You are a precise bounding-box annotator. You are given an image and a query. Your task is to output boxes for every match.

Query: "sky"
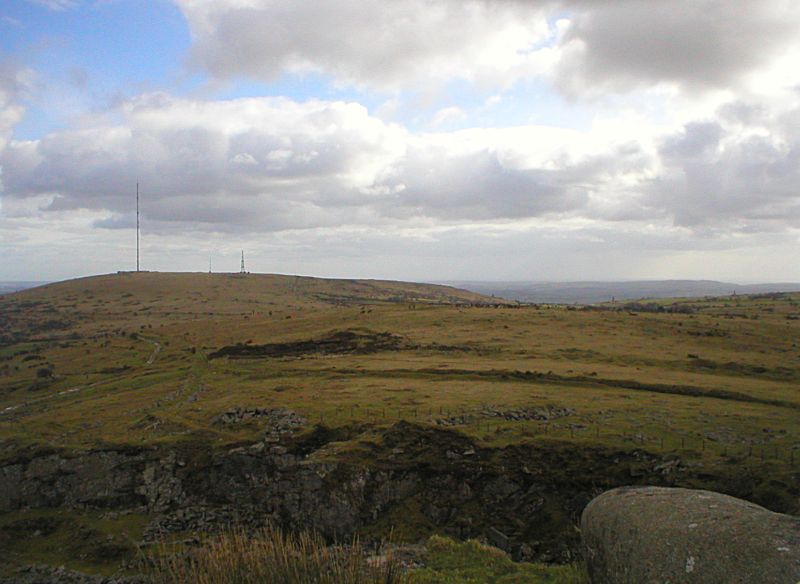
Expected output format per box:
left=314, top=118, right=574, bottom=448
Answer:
left=1, top=0, right=800, bottom=283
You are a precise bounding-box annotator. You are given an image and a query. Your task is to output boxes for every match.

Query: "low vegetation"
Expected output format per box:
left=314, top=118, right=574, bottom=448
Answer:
left=145, top=530, right=586, bottom=584
left=0, top=272, right=798, bottom=579
left=412, top=536, right=587, bottom=584
left=147, top=528, right=407, bottom=584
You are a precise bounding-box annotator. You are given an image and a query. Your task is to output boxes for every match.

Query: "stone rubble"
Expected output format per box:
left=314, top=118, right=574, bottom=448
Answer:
left=481, top=405, right=576, bottom=421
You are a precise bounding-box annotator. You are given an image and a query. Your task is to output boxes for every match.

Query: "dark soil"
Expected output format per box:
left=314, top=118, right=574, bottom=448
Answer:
left=208, top=330, right=405, bottom=359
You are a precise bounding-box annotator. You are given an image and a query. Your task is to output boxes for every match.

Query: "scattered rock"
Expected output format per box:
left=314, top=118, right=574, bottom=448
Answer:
left=582, top=486, right=800, bottom=584
left=481, top=405, right=575, bottom=421
left=215, top=407, right=306, bottom=445
left=435, top=415, right=471, bottom=427
left=487, top=526, right=510, bottom=551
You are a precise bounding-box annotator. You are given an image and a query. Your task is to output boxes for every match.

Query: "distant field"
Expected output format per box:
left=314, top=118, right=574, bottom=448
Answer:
left=0, top=272, right=798, bottom=575
left=0, top=282, right=49, bottom=295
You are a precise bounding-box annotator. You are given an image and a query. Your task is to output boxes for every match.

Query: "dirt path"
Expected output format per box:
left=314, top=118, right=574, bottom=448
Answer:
left=146, top=339, right=161, bottom=365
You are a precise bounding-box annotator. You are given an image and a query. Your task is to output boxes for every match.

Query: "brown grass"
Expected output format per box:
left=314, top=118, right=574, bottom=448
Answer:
left=145, top=527, right=408, bottom=584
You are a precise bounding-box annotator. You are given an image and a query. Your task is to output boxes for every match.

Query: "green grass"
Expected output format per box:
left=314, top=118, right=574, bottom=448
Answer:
left=0, top=509, right=149, bottom=576
left=411, top=536, right=588, bottom=584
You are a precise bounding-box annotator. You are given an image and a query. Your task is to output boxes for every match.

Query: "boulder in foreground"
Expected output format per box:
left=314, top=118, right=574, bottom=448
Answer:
left=581, top=486, right=800, bottom=584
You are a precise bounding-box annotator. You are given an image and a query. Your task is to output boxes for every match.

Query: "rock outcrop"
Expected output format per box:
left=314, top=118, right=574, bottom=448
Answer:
left=581, top=486, right=800, bottom=584
left=2, top=422, right=799, bottom=576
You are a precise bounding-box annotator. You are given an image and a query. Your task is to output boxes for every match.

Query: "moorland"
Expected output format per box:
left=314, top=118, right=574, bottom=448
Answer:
left=0, top=271, right=798, bottom=579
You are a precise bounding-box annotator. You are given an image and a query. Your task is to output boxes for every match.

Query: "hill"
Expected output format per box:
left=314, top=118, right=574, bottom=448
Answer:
left=449, top=279, right=800, bottom=304
left=0, top=272, right=798, bottom=578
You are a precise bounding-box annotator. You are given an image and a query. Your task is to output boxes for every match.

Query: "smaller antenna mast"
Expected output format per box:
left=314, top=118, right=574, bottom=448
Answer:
left=240, top=249, right=246, bottom=274
left=136, top=182, right=140, bottom=272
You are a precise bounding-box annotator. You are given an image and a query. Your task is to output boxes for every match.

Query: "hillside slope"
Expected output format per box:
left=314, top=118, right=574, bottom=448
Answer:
left=0, top=272, right=798, bottom=577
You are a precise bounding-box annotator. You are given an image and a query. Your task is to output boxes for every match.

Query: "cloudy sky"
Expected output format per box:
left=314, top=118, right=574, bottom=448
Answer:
left=1, top=0, right=800, bottom=282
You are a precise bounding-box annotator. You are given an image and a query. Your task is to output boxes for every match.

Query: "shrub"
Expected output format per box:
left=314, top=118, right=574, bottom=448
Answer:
left=145, top=527, right=408, bottom=584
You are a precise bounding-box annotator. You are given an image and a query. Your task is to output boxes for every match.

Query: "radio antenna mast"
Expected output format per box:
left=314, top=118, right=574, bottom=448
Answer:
left=240, top=249, right=246, bottom=274
left=136, top=182, right=140, bottom=272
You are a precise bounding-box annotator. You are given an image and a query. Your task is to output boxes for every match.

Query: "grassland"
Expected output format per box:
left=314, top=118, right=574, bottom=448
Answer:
left=0, top=272, right=798, bottom=576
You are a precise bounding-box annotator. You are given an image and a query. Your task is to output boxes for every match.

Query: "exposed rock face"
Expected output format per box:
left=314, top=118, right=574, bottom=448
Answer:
left=2, top=422, right=799, bottom=576
left=0, top=450, right=151, bottom=511
left=581, top=486, right=800, bottom=584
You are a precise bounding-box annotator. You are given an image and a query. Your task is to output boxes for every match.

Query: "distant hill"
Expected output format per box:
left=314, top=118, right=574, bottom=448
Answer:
left=0, top=281, right=48, bottom=295
left=445, top=280, right=800, bottom=304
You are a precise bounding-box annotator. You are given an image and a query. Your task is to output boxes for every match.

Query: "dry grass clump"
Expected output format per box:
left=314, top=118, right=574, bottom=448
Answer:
left=146, top=527, right=408, bottom=584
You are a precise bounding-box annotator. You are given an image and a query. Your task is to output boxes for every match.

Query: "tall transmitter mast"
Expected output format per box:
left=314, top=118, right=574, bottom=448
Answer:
left=136, top=182, right=140, bottom=272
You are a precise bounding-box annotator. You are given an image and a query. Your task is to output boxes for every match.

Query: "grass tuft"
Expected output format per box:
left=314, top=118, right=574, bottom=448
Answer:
left=410, top=535, right=588, bottom=584
left=145, top=527, right=409, bottom=584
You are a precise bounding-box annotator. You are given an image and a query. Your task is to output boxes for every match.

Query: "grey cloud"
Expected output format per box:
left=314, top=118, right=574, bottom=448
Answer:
left=647, top=115, right=800, bottom=229
left=659, top=122, right=723, bottom=160
left=376, top=143, right=648, bottom=221
left=1, top=95, right=404, bottom=231
left=555, top=0, right=800, bottom=95
left=381, top=148, right=574, bottom=220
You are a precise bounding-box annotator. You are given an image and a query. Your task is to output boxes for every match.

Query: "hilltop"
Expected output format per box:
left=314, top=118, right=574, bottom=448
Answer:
left=0, top=272, right=798, bottom=578
left=12, top=271, right=498, bottom=308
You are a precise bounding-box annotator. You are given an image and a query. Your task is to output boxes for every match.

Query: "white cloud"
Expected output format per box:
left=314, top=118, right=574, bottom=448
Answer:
left=0, top=63, right=33, bottom=152
left=430, top=106, right=467, bottom=127
left=26, top=0, right=78, bottom=10
left=175, top=0, right=800, bottom=102
left=176, top=0, right=556, bottom=92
